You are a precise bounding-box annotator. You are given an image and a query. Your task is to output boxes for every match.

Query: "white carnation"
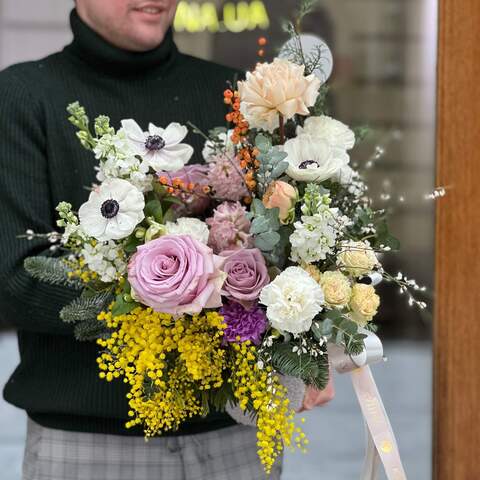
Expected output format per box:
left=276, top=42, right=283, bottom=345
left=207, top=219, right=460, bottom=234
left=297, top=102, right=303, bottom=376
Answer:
left=259, top=266, right=324, bottom=334
left=81, top=241, right=127, bottom=283
left=165, top=217, right=210, bottom=244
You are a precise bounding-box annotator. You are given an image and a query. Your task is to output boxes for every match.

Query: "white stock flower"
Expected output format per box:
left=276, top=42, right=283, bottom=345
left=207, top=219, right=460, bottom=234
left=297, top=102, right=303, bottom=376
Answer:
left=165, top=217, right=210, bottom=244
left=284, top=135, right=349, bottom=183
left=337, top=240, right=379, bottom=277
left=297, top=116, right=355, bottom=152
left=94, top=131, right=153, bottom=192
left=79, top=178, right=145, bottom=242
left=81, top=241, right=127, bottom=283
left=259, top=266, right=324, bottom=334
left=121, top=119, right=193, bottom=172
left=290, top=206, right=343, bottom=264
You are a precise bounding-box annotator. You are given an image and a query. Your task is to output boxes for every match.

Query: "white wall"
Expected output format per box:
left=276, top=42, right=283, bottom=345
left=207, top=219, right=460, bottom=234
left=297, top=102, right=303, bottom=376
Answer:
left=0, top=0, right=71, bottom=69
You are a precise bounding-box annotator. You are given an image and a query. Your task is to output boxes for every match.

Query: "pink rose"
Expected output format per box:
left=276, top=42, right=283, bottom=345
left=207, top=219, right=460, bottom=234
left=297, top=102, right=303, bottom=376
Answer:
left=220, top=248, right=270, bottom=308
left=128, top=235, right=226, bottom=316
left=206, top=201, right=253, bottom=254
left=262, top=181, right=298, bottom=224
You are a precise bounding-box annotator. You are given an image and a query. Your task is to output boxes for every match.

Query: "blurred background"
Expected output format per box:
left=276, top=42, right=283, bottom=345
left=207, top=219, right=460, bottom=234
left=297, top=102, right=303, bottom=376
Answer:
left=0, top=0, right=436, bottom=478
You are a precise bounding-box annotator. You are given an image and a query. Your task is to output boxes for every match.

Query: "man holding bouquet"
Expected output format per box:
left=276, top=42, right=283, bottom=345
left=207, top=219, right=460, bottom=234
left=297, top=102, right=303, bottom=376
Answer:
left=0, top=1, right=334, bottom=479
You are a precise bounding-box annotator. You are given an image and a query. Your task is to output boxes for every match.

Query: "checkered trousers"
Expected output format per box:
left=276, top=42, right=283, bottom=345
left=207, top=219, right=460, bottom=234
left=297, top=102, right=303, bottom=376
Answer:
left=22, top=418, right=282, bottom=480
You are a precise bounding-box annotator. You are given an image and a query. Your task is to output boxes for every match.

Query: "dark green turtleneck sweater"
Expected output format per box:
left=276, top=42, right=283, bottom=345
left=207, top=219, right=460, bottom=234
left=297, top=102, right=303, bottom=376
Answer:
left=0, top=10, right=240, bottom=436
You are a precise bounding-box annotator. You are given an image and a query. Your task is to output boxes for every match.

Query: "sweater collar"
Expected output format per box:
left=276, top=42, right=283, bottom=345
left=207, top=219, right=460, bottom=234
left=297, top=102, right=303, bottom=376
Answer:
left=64, top=9, right=178, bottom=77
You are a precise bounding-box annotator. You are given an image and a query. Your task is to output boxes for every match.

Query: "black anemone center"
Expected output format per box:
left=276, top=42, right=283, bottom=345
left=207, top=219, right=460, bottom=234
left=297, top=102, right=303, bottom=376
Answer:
left=299, top=160, right=319, bottom=169
left=100, top=199, right=120, bottom=219
left=145, top=135, right=166, bottom=151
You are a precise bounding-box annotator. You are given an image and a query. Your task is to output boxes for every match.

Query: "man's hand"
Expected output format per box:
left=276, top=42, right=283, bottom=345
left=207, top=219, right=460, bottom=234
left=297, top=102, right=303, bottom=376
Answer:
left=298, top=375, right=335, bottom=412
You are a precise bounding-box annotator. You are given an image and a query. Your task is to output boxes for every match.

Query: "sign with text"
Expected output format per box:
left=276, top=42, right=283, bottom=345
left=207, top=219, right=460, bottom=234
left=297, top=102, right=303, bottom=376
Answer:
left=174, top=1, right=270, bottom=33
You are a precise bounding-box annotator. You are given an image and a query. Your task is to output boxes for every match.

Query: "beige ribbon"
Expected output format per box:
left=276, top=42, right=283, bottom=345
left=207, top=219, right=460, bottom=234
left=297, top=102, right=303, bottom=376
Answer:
left=328, top=332, right=407, bottom=480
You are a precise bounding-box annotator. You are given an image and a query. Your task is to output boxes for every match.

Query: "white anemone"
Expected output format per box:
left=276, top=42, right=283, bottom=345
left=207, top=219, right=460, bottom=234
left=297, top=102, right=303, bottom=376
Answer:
left=284, top=135, right=349, bottom=183
left=79, top=178, right=145, bottom=242
left=121, top=119, right=194, bottom=172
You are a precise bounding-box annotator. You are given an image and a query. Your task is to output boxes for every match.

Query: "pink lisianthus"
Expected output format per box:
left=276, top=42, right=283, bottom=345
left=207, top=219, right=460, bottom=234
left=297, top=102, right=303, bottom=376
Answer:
left=220, top=248, right=270, bottom=308
left=128, top=235, right=226, bottom=316
left=206, top=201, right=253, bottom=254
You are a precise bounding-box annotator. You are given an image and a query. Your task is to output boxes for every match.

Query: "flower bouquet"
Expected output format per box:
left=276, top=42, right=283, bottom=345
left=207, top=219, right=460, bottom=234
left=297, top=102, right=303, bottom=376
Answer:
left=22, top=27, right=425, bottom=475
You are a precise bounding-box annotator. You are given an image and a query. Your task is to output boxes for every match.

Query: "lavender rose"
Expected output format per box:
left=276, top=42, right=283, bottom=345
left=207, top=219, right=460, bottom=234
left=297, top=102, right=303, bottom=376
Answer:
left=220, top=248, right=269, bottom=308
left=128, top=234, right=226, bottom=316
left=220, top=301, right=268, bottom=345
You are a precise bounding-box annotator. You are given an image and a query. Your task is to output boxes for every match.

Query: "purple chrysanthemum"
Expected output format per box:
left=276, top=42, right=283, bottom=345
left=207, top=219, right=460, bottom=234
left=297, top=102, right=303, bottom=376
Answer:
left=220, top=301, right=268, bottom=345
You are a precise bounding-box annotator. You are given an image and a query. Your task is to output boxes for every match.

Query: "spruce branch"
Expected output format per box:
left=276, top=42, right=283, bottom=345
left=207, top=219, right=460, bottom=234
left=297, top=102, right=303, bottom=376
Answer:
left=24, top=256, right=83, bottom=289
left=60, top=291, right=114, bottom=324
left=74, top=317, right=111, bottom=342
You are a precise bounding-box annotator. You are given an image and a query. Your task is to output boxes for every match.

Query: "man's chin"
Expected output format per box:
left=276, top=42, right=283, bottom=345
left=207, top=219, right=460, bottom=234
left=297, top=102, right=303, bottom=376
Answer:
left=124, top=30, right=168, bottom=52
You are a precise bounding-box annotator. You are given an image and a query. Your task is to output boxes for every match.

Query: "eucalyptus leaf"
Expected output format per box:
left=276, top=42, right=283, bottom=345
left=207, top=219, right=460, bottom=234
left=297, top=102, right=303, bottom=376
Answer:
left=250, top=217, right=271, bottom=235
left=254, top=231, right=281, bottom=251
left=270, top=160, right=289, bottom=179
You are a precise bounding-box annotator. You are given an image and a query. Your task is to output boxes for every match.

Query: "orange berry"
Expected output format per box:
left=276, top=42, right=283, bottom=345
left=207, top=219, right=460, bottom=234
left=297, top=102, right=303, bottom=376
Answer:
left=224, top=89, right=234, bottom=98
left=187, top=182, right=195, bottom=191
left=258, top=49, right=265, bottom=57
left=159, top=176, right=169, bottom=185
left=167, top=187, right=174, bottom=194
left=243, top=195, right=253, bottom=204
left=258, top=36, right=267, bottom=46
left=202, top=185, right=211, bottom=194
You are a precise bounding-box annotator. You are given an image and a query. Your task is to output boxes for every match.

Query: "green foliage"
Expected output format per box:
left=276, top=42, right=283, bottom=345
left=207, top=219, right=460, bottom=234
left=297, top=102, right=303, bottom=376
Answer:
left=353, top=125, right=371, bottom=145
left=24, top=256, right=83, bottom=289
left=111, top=293, right=139, bottom=317
left=309, top=84, right=330, bottom=116
left=66, top=102, right=96, bottom=150
left=74, top=318, right=111, bottom=342
left=254, top=134, right=289, bottom=195
left=374, top=220, right=401, bottom=251
left=316, top=310, right=367, bottom=356
left=145, top=199, right=164, bottom=223
left=271, top=342, right=329, bottom=390
left=296, top=0, right=320, bottom=23
left=60, top=290, right=113, bottom=324
left=248, top=198, right=282, bottom=253
left=59, top=290, right=114, bottom=342
left=207, top=377, right=235, bottom=413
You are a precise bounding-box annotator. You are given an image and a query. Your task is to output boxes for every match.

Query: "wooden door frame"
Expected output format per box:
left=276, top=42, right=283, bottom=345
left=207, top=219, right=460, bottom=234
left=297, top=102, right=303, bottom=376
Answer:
left=434, top=1, right=480, bottom=478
